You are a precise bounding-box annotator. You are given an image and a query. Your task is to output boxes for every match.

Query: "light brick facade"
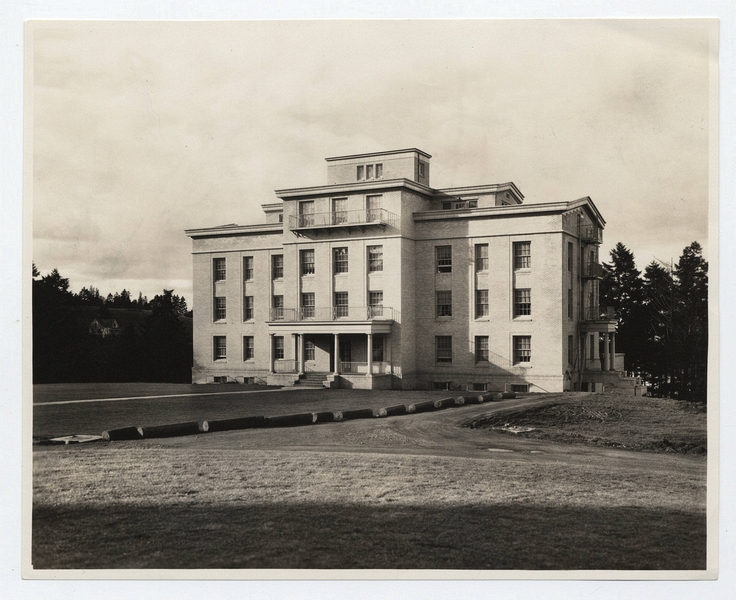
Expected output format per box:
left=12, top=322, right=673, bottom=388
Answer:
left=186, top=148, right=617, bottom=392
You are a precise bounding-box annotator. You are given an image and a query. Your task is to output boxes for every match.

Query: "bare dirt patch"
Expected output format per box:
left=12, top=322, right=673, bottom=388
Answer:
left=467, top=393, right=707, bottom=455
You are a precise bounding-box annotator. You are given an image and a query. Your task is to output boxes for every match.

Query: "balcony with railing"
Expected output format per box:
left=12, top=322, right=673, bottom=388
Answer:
left=580, top=225, right=603, bottom=244
left=338, top=361, right=392, bottom=375
left=289, top=208, right=399, bottom=234
left=582, top=260, right=604, bottom=279
left=270, top=306, right=398, bottom=322
left=583, top=305, right=617, bottom=322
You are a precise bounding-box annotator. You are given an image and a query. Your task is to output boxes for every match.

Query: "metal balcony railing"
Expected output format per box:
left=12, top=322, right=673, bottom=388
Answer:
left=580, top=225, right=603, bottom=244
left=338, top=361, right=391, bottom=374
left=582, top=260, right=604, bottom=278
left=583, top=305, right=617, bottom=321
left=290, top=208, right=399, bottom=230
left=269, top=306, right=397, bottom=322
left=273, top=359, right=298, bottom=373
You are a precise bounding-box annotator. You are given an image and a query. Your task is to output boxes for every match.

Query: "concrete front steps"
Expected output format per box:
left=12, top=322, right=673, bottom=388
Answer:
left=582, top=370, right=645, bottom=395
left=296, top=372, right=336, bottom=388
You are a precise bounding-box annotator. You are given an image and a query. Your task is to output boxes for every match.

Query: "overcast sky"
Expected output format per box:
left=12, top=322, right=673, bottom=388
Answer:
left=31, top=20, right=714, bottom=307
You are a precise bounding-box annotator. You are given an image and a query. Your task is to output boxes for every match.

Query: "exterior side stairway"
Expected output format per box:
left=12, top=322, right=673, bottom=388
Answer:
left=296, top=372, right=335, bottom=388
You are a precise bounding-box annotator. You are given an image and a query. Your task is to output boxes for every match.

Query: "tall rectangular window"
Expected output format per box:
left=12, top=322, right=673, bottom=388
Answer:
left=301, top=292, right=315, bottom=318
left=366, top=195, right=382, bottom=221
left=305, top=340, right=315, bottom=361
left=475, top=336, right=489, bottom=362
left=436, top=336, right=452, bottom=364
left=334, top=292, right=348, bottom=318
left=272, top=255, right=283, bottom=279
left=300, top=249, right=315, bottom=275
left=214, top=257, right=226, bottom=282
left=475, top=244, right=489, bottom=272
left=475, top=289, right=489, bottom=318
left=366, top=164, right=373, bottom=179
left=568, top=335, right=574, bottom=365
left=513, top=241, right=531, bottom=269
left=568, top=242, right=574, bottom=271
left=299, top=201, right=314, bottom=226
left=436, top=290, right=452, bottom=317
left=368, top=245, right=383, bottom=272
left=244, top=296, right=254, bottom=321
left=514, top=289, right=531, bottom=317
left=568, top=288, right=573, bottom=318
left=214, top=296, right=226, bottom=321
left=332, top=198, right=347, bottom=224
left=356, top=165, right=364, bottom=180
left=436, top=245, right=452, bottom=273
left=243, top=256, right=253, bottom=281
left=272, top=295, right=284, bottom=320
left=369, top=291, right=383, bottom=317
left=213, top=336, right=227, bottom=360
left=375, top=163, right=383, bottom=178
left=274, top=336, right=284, bottom=360
left=514, top=336, right=531, bottom=364
left=333, top=247, right=348, bottom=274
left=243, top=336, right=254, bottom=360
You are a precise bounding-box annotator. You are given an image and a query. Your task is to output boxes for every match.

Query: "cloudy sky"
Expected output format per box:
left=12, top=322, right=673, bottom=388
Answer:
left=31, top=20, right=714, bottom=307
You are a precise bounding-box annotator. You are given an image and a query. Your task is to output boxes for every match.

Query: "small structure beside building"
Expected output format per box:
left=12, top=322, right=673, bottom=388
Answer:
left=88, top=318, right=121, bottom=338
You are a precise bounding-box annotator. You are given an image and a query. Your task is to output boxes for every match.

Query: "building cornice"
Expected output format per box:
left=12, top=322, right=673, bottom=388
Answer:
left=184, top=222, right=283, bottom=238
left=433, top=182, right=525, bottom=201
left=413, top=201, right=572, bottom=222
left=274, top=178, right=435, bottom=199
left=566, top=197, right=606, bottom=227
left=325, top=148, right=431, bottom=162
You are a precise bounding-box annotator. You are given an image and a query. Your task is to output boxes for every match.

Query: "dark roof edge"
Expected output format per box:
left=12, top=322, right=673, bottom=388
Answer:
left=325, top=148, right=432, bottom=162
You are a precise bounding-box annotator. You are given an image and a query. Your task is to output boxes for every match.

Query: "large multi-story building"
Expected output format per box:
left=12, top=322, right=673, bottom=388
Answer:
left=185, top=148, right=620, bottom=392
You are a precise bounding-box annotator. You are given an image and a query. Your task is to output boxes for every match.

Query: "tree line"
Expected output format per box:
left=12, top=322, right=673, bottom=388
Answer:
left=32, top=265, right=192, bottom=384
left=600, top=241, right=708, bottom=402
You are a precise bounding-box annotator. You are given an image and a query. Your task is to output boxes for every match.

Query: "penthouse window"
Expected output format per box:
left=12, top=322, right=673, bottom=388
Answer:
left=213, top=257, right=226, bottom=282
left=436, top=290, right=452, bottom=317
left=213, top=336, right=226, bottom=361
left=475, top=290, right=489, bottom=318
left=214, top=296, right=226, bottom=321
left=436, top=336, right=452, bottom=364
left=368, top=245, right=383, bottom=272
left=300, top=249, right=315, bottom=275
left=514, top=289, right=531, bottom=317
left=243, top=256, right=253, bottom=281
left=272, top=255, right=283, bottom=279
left=475, top=336, right=489, bottom=362
left=475, top=244, right=489, bottom=272
left=513, top=336, right=531, bottom=364
left=357, top=163, right=383, bottom=180
left=436, top=245, right=452, bottom=273
left=514, top=242, right=531, bottom=269
left=334, top=247, right=348, bottom=274
left=243, top=336, right=254, bottom=360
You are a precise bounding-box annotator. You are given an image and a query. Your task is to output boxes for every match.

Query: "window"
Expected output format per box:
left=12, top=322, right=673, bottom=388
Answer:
left=332, top=198, right=347, bottom=224
left=272, top=295, right=284, bottom=320
left=333, top=247, right=348, bottom=274
left=436, top=245, right=452, bottom=273
left=568, top=242, right=574, bottom=271
left=356, top=165, right=364, bottom=180
left=301, top=292, right=315, bottom=318
left=472, top=382, right=488, bottom=392
left=419, top=161, right=426, bottom=177
left=513, top=336, right=531, bottom=364
left=214, top=258, right=226, bottom=282
left=568, top=288, right=573, bottom=318
left=214, top=296, right=226, bottom=321
left=375, top=163, right=383, bottom=178
left=468, top=199, right=478, bottom=208
left=300, top=249, right=315, bottom=275
left=366, top=164, right=373, bottom=179
left=475, top=289, right=489, bottom=318
left=244, top=336, right=254, bottom=360
left=213, top=376, right=228, bottom=383
left=357, top=163, right=383, bottom=180
left=213, top=336, right=227, bottom=360
left=511, top=384, right=529, bottom=393
left=278, top=214, right=283, bottom=223
left=299, top=201, right=314, bottom=226
left=334, top=292, right=348, bottom=318
left=442, top=202, right=452, bottom=210
left=453, top=201, right=466, bottom=209
left=305, top=340, right=315, bottom=361
left=514, top=241, right=531, bottom=269
left=369, top=291, right=383, bottom=317
left=568, top=335, right=574, bottom=365
left=475, top=244, right=488, bottom=272
left=433, top=381, right=452, bottom=391
left=514, top=289, right=531, bottom=317
left=244, top=296, right=254, bottom=321
left=274, top=336, right=284, bottom=360
left=436, top=336, right=452, bottom=364
left=436, top=290, right=452, bottom=317
left=243, top=256, right=253, bottom=281
left=368, top=245, right=383, bottom=272
left=372, top=335, right=384, bottom=362
left=272, top=254, right=283, bottom=279
left=366, top=195, right=382, bottom=221
left=475, top=336, right=489, bottom=362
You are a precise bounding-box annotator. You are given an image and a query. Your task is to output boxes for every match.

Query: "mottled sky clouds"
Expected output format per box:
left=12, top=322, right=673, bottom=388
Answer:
left=31, top=20, right=714, bottom=305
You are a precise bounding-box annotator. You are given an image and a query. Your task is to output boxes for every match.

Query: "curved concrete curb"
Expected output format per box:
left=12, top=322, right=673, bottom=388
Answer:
left=102, top=426, right=144, bottom=441
left=137, top=422, right=201, bottom=439
left=458, top=395, right=484, bottom=405
left=265, top=413, right=317, bottom=427
left=377, top=404, right=408, bottom=417
left=340, top=408, right=375, bottom=420
left=201, top=415, right=266, bottom=433
left=409, top=400, right=437, bottom=413
left=433, top=397, right=457, bottom=410
left=313, top=411, right=338, bottom=423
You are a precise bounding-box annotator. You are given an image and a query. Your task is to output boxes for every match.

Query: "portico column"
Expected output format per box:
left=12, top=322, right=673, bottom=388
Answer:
left=367, top=333, right=373, bottom=376
left=268, top=334, right=274, bottom=373
left=610, top=332, right=616, bottom=371
left=602, top=332, right=609, bottom=371
left=299, top=334, right=306, bottom=375
left=333, top=333, right=340, bottom=374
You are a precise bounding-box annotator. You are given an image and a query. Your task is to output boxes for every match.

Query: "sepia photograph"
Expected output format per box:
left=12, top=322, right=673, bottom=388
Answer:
left=23, top=16, right=717, bottom=583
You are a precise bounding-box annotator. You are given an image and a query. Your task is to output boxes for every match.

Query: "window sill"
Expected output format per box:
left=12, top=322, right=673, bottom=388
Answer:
left=435, top=317, right=453, bottom=321
left=435, top=363, right=453, bottom=367
left=301, top=274, right=315, bottom=278
left=213, top=320, right=227, bottom=324
left=474, top=361, right=490, bottom=367
left=474, top=317, right=490, bottom=322
left=513, top=316, right=533, bottom=321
